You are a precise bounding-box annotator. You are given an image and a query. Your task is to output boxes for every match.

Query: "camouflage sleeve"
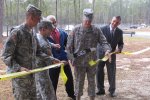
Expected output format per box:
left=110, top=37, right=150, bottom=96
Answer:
left=98, top=28, right=112, bottom=52
left=66, top=28, right=76, bottom=54
left=65, top=28, right=77, bottom=60
left=36, top=38, right=59, bottom=65
left=1, top=29, right=21, bottom=73
left=48, top=42, right=54, bottom=47
left=40, top=44, right=52, bottom=56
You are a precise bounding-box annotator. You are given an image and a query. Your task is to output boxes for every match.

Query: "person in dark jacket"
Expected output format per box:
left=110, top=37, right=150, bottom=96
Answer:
left=96, top=16, right=124, bottom=97
left=46, top=15, right=76, bottom=100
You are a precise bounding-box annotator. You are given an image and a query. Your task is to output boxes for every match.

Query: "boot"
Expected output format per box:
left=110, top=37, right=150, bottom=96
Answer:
left=70, top=96, right=76, bottom=100
left=89, top=96, right=95, bottom=100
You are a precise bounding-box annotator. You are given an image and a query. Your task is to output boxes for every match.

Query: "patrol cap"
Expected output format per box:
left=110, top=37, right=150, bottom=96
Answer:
left=26, top=4, right=42, bottom=16
left=38, top=19, right=55, bottom=30
left=83, top=8, right=94, bottom=21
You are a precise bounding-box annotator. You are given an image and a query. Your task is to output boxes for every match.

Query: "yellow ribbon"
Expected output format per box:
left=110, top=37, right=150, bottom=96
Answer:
left=121, top=52, right=132, bottom=55
left=89, top=52, right=131, bottom=66
left=89, top=47, right=150, bottom=66
left=0, top=63, right=63, bottom=81
left=60, top=64, right=68, bottom=84
left=89, top=56, right=109, bottom=66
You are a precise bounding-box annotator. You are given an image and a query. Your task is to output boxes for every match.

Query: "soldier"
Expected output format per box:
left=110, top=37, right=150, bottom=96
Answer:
left=1, top=4, right=57, bottom=100
left=67, top=8, right=111, bottom=100
left=35, top=20, right=58, bottom=100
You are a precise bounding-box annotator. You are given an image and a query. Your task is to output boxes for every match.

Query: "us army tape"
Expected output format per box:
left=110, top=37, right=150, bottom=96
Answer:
left=89, top=47, right=150, bottom=66
left=0, top=63, right=65, bottom=81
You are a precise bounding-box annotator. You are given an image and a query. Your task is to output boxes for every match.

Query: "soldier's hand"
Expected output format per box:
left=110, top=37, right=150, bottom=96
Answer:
left=68, top=60, right=74, bottom=67
left=52, top=59, right=61, bottom=64
left=20, top=67, right=30, bottom=72
left=105, top=50, right=110, bottom=56
left=61, top=60, right=68, bottom=65
left=53, top=44, right=61, bottom=49
left=115, top=49, right=121, bottom=54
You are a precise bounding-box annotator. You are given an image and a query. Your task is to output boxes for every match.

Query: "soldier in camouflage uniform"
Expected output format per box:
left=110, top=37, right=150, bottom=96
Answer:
left=35, top=20, right=58, bottom=100
left=67, top=8, right=111, bottom=100
left=1, top=4, right=56, bottom=100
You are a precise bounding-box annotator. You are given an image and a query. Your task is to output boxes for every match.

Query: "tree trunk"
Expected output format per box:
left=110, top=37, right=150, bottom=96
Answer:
left=33, top=0, right=39, bottom=7
left=74, top=0, right=77, bottom=24
left=59, top=0, right=62, bottom=27
left=78, top=0, right=80, bottom=22
left=92, top=0, right=95, bottom=11
left=16, top=0, right=20, bottom=25
left=33, top=0, right=39, bottom=34
left=56, top=0, right=58, bottom=20
left=10, top=0, right=13, bottom=26
left=0, top=0, right=4, bottom=38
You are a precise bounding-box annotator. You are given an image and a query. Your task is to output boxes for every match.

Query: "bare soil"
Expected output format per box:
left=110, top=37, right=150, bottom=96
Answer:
left=0, top=36, right=150, bottom=100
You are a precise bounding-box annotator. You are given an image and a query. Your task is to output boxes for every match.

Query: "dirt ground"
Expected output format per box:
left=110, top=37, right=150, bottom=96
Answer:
left=0, top=36, right=150, bottom=100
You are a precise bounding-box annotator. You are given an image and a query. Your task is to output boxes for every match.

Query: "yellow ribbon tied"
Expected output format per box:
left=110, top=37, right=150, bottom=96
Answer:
left=60, top=64, right=68, bottom=84
left=89, top=56, right=109, bottom=66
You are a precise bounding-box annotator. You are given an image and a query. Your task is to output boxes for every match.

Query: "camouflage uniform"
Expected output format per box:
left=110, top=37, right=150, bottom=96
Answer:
left=1, top=4, right=50, bottom=100
left=67, top=24, right=111, bottom=97
left=35, top=33, right=56, bottom=100
left=1, top=24, right=36, bottom=99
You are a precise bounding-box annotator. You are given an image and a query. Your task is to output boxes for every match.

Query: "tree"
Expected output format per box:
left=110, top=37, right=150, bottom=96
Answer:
left=2, top=0, right=150, bottom=29
left=0, top=0, right=4, bottom=38
left=16, top=0, right=20, bottom=25
left=29, top=0, right=40, bottom=33
left=74, top=0, right=77, bottom=24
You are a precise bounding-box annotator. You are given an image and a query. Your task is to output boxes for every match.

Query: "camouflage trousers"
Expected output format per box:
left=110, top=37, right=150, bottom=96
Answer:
left=12, top=74, right=37, bottom=100
left=35, top=70, right=56, bottom=100
left=74, top=65, right=96, bottom=97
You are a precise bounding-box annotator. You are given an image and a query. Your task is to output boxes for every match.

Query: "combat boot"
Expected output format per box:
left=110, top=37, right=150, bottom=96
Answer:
left=76, top=95, right=81, bottom=100
left=89, top=96, right=95, bottom=100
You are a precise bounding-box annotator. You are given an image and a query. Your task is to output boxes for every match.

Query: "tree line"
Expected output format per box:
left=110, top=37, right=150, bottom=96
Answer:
left=0, top=0, right=150, bottom=37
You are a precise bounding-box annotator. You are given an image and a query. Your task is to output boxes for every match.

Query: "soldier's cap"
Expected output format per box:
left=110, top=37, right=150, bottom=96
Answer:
left=26, top=4, right=42, bottom=16
left=38, top=19, right=55, bottom=30
left=83, top=8, right=94, bottom=21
